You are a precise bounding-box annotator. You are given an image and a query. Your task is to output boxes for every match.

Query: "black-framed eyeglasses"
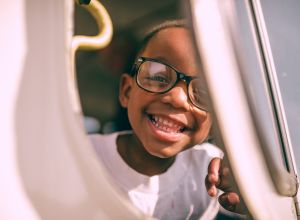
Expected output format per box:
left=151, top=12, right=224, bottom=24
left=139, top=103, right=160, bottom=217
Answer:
left=131, top=57, right=208, bottom=111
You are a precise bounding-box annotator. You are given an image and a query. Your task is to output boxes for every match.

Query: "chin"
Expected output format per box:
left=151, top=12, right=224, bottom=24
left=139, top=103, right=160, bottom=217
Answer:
left=148, top=148, right=178, bottom=159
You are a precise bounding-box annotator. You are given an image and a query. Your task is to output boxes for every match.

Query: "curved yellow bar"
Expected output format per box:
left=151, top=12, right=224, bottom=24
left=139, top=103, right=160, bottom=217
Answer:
left=72, top=0, right=113, bottom=51
left=70, top=0, right=113, bottom=113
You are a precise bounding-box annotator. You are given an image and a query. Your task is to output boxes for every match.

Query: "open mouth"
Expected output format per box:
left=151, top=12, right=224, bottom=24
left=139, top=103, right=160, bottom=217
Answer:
left=147, top=114, right=187, bottom=134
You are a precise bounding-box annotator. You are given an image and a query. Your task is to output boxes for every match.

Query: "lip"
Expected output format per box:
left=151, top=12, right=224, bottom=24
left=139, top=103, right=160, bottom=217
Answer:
left=145, top=113, right=188, bottom=143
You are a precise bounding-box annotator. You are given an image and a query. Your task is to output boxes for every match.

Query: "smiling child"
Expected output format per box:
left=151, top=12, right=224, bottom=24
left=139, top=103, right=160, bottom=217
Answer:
left=90, top=20, right=241, bottom=219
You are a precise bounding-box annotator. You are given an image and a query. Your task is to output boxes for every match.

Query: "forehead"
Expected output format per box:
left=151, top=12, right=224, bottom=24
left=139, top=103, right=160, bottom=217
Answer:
left=141, top=27, right=198, bottom=75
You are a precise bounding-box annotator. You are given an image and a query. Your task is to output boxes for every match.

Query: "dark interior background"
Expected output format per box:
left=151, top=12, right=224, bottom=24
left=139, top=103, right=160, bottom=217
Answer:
left=74, top=0, right=183, bottom=133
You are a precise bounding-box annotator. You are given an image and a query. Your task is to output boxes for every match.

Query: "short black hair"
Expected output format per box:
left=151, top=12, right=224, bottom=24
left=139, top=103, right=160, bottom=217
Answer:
left=129, top=20, right=189, bottom=76
left=138, top=19, right=188, bottom=55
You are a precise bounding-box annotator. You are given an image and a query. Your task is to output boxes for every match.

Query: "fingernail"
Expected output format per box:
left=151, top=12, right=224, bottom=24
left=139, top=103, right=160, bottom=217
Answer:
left=208, top=187, right=216, bottom=196
left=228, top=193, right=239, bottom=204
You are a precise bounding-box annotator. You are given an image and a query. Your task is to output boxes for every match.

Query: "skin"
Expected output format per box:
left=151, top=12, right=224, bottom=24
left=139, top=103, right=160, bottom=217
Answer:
left=206, top=158, right=245, bottom=214
left=118, top=26, right=242, bottom=212
left=118, top=27, right=211, bottom=175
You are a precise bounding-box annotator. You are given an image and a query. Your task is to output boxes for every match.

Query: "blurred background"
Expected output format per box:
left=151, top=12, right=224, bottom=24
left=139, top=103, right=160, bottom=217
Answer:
left=74, top=0, right=185, bottom=133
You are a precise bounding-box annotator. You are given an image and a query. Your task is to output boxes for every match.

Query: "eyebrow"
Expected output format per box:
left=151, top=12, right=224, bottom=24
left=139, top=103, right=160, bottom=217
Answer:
left=152, top=56, right=198, bottom=77
left=148, top=56, right=170, bottom=65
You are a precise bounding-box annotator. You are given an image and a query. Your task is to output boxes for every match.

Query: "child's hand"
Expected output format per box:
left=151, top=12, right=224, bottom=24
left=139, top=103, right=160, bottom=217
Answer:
left=205, top=157, right=245, bottom=214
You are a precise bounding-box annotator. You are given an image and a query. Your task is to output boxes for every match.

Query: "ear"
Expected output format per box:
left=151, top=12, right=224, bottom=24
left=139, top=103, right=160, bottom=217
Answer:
left=119, top=74, right=134, bottom=108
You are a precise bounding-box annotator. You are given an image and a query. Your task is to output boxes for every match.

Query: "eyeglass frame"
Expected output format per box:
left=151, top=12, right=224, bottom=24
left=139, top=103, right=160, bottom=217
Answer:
left=130, top=56, right=208, bottom=111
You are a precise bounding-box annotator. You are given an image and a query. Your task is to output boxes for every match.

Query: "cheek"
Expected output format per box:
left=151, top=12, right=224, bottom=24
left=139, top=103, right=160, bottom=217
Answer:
left=128, top=89, right=155, bottom=110
left=193, top=107, right=211, bottom=125
left=201, top=115, right=212, bottom=135
left=193, top=111, right=212, bottom=141
left=126, top=90, right=152, bottom=122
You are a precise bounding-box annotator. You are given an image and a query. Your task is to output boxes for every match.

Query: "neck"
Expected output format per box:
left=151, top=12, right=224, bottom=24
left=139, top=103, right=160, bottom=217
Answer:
left=117, top=133, right=176, bottom=176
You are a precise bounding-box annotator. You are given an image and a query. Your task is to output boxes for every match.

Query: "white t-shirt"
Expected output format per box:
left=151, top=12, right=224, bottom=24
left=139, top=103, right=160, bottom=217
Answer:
left=90, top=131, right=223, bottom=220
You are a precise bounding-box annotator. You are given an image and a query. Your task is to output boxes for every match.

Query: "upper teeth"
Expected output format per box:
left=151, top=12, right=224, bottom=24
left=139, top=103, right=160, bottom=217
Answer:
left=152, top=115, right=184, bottom=133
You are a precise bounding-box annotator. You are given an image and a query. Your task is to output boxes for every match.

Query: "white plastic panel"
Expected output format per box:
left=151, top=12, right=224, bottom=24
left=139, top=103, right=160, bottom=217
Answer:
left=1, top=1, right=145, bottom=219
left=0, top=1, right=40, bottom=219
left=189, top=0, right=297, bottom=219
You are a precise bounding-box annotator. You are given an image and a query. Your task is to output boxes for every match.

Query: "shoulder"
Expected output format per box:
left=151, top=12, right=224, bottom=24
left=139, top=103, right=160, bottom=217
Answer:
left=89, top=130, right=132, bottom=146
left=171, top=142, right=223, bottom=182
left=89, top=133, right=113, bottom=148
left=89, top=130, right=134, bottom=154
left=191, top=142, right=224, bottom=159
left=89, top=132, right=119, bottom=155
left=184, top=142, right=223, bottom=170
left=88, top=132, right=127, bottom=168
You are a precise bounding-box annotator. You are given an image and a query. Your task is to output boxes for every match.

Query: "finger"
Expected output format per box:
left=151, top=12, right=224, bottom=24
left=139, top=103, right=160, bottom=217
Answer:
left=205, top=175, right=218, bottom=197
left=216, top=166, right=232, bottom=192
left=218, top=192, right=242, bottom=213
left=219, top=192, right=239, bottom=212
left=206, top=158, right=222, bottom=197
left=207, top=157, right=221, bottom=185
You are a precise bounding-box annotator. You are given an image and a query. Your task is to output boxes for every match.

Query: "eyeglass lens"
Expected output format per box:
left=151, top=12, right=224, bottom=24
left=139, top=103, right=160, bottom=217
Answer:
left=136, top=60, right=208, bottom=110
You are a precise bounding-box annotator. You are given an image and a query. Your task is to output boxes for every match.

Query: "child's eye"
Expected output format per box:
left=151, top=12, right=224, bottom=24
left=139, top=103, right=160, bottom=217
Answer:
left=146, top=74, right=170, bottom=84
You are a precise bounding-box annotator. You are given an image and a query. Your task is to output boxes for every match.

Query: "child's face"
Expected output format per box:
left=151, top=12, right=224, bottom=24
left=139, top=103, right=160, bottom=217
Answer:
left=119, top=27, right=212, bottom=158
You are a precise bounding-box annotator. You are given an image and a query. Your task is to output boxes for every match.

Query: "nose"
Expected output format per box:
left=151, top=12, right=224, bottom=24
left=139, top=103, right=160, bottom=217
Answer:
left=160, top=81, right=190, bottom=110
